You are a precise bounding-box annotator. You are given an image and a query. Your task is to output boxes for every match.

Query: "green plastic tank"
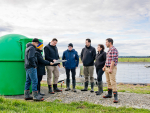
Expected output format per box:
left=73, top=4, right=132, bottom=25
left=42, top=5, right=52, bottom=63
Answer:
left=0, top=34, right=43, bottom=95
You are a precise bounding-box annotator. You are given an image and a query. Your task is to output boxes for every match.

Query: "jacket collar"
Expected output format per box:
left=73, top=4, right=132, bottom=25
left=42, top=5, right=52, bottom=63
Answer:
left=85, top=45, right=91, bottom=49
left=36, top=48, right=43, bottom=53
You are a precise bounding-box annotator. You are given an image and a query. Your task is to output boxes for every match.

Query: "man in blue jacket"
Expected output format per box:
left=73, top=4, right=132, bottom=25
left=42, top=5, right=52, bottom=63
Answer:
left=62, top=43, right=79, bottom=92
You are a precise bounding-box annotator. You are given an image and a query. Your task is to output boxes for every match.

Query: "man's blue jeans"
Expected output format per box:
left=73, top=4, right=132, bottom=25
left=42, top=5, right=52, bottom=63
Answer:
left=25, top=68, right=38, bottom=91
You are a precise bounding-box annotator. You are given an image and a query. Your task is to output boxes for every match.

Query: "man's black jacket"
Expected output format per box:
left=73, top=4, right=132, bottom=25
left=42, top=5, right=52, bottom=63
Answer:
left=81, top=45, right=96, bottom=66
left=44, top=43, right=59, bottom=66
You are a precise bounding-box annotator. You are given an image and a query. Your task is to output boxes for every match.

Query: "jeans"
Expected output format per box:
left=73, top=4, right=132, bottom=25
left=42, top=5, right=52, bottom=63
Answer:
left=96, top=68, right=104, bottom=82
left=25, top=68, right=38, bottom=91
left=65, top=68, right=76, bottom=83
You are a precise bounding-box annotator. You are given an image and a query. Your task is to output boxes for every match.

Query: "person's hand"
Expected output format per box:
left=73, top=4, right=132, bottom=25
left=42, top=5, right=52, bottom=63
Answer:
left=76, top=67, right=77, bottom=69
left=64, top=66, right=65, bottom=68
left=53, top=59, right=56, bottom=62
left=109, top=68, right=112, bottom=74
left=58, top=64, right=60, bottom=67
left=50, top=62, right=54, bottom=65
left=102, top=67, right=105, bottom=71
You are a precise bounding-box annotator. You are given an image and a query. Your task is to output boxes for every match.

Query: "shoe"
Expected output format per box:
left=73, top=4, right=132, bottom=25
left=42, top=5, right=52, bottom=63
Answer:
left=48, top=85, right=55, bottom=94
left=103, top=89, right=112, bottom=98
left=96, top=81, right=103, bottom=95
left=65, top=79, right=71, bottom=91
left=90, top=82, right=94, bottom=93
left=24, top=90, right=33, bottom=100
left=53, top=84, right=62, bottom=92
left=72, top=80, right=77, bottom=92
left=32, top=91, right=44, bottom=101
left=113, top=92, right=118, bottom=103
left=81, top=81, right=88, bottom=91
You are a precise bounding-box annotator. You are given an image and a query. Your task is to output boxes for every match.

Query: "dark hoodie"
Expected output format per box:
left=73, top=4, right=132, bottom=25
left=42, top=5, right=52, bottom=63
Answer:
left=81, top=45, right=96, bottom=66
left=25, top=43, right=37, bottom=69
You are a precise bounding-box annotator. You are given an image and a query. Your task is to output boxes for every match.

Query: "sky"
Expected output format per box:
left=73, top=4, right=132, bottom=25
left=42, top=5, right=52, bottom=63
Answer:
left=0, top=0, right=150, bottom=56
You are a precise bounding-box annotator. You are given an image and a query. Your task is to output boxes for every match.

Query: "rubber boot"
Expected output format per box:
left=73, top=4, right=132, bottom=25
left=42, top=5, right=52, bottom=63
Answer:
left=65, top=79, right=71, bottom=91
left=113, top=92, right=118, bottom=103
left=53, top=84, right=62, bottom=92
left=38, top=83, right=45, bottom=96
left=90, top=82, right=94, bottom=93
left=103, top=89, right=112, bottom=98
left=48, top=85, right=55, bottom=94
left=81, top=81, right=88, bottom=91
left=96, top=81, right=103, bottom=95
left=72, top=80, right=77, bottom=92
left=24, top=90, right=33, bottom=100
left=32, top=91, right=44, bottom=101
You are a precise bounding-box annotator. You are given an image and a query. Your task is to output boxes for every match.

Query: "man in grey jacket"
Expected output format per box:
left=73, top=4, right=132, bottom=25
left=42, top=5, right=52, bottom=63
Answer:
left=81, top=39, right=96, bottom=92
left=24, top=38, right=44, bottom=101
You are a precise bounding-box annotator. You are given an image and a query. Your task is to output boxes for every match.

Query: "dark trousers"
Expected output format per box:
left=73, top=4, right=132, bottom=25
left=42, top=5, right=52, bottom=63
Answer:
left=96, top=68, right=104, bottom=82
left=65, top=68, right=76, bottom=83
left=37, top=75, right=43, bottom=92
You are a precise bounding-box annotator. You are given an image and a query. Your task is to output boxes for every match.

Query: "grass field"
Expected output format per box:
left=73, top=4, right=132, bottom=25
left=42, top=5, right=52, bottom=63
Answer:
left=118, top=58, right=150, bottom=62
left=1, top=96, right=150, bottom=113
left=61, top=57, right=150, bottom=63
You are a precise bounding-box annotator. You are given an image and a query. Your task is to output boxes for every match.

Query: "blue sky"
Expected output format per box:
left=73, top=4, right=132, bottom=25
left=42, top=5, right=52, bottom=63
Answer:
left=0, top=0, right=150, bottom=56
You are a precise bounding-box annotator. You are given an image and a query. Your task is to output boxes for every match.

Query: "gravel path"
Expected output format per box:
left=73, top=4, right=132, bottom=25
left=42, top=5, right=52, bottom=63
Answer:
left=44, top=87, right=150, bottom=110
left=4, top=86, right=150, bottom=110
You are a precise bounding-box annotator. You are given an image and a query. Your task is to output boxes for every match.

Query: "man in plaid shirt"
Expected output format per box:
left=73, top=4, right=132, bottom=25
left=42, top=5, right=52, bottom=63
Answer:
left=102, top=38, right=119, bottom=103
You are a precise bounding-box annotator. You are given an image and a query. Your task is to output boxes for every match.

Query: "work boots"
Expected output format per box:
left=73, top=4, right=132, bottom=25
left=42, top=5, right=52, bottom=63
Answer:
left=32, top=91, right=44, bottom=101
left=103, top=89, right=112, bottom=98
left=48, top=85, right=55, bottom=94
left=53, top=84, right=62, bottom=92
left=24, top=90, right=33, bottom=100
left=38, top=84, right=45, bottom=96
left=90, top=82, right=94, bottom=92
left=65, top=79, right=71, bottom=91
left=72, top=80, right=77, bottom=92
left=81, top=81, right=88, bottom=91
left=96, top=81, right=103, bottom=95
left=113, top=92, right=118, bottom=103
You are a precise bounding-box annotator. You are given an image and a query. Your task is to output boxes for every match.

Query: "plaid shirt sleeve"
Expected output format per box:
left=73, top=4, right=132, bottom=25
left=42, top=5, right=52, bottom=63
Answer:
left=111, top=48, right=118, bottom=64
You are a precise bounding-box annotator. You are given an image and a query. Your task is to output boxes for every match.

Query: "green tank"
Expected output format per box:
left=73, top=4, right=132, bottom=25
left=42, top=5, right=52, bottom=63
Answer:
left=0, top=34, right=42, bottom=95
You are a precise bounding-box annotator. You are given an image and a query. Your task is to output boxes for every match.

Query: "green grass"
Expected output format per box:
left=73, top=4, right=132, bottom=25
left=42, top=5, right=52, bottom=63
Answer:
left=117, top=84, right=150, bottom=94
left=41, top=83, right=150, bottom=94
left=61, top=57, right=150, bottom=63
left=0, top=96, right=150, bottom=113
left=118, top=58, right=150, bottom=62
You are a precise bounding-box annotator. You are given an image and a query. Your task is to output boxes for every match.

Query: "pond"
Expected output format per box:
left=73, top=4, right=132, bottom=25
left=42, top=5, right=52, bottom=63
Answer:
left=43, top=62, right=150, bottom=84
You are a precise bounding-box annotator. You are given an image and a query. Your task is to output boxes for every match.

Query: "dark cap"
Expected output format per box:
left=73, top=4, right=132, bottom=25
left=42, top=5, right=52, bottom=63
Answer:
left=32, top=38, right=40, bottom=43
left=68, top=43, right=73, bottom=47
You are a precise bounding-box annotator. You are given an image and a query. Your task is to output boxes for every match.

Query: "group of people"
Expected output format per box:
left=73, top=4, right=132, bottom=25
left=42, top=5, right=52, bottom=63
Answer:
left=24, top=37, right=119, bottom=103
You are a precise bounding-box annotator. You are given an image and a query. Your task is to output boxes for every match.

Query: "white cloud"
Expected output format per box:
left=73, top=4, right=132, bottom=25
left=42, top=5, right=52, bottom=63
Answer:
left=0, top=0, right=150, bottom=56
